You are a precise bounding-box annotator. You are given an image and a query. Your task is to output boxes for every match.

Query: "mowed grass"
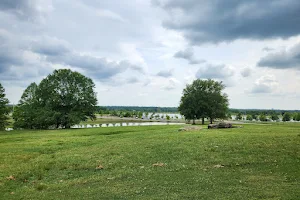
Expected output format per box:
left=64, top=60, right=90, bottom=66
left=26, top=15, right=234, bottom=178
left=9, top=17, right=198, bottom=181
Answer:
left=0, top=124, right=299, bottom=199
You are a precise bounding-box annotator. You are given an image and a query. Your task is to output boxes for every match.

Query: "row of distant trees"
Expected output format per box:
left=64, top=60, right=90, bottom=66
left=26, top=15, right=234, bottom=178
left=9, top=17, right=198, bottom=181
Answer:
left=97, top=106, right=178, bottom=113
left=1, top=70, right=300, bottom=130
left=234, top=112, right=300, bottom=122
left=102, top=110, right=178, bottom=120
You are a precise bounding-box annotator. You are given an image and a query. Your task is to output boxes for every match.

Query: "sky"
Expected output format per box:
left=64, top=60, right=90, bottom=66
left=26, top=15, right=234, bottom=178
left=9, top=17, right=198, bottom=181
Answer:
left=1, top=0, right=300, bottom=110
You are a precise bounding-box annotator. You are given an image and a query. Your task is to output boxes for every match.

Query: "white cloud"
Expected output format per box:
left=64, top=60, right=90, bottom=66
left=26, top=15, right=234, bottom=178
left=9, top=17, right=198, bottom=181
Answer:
left=250, top=75, right=279, bottom=94
left=196, top=63, right=235, bottom=79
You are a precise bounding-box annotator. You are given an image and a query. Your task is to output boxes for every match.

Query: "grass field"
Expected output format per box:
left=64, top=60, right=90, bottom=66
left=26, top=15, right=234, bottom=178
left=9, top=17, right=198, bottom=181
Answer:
left=0, top=123, right=299, bottom=199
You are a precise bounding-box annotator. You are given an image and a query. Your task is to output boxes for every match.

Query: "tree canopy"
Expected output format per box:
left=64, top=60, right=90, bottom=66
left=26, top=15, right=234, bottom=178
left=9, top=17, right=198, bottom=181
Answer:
left=13, top=69, right=97, bottom=129
left=0, top=83, right=10, bottom=130
left=178, top=79, right=229, bottom=124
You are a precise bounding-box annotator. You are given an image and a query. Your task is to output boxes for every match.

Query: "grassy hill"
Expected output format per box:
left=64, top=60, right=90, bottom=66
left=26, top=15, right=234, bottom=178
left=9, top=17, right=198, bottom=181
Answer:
left=1, top=124, right=299, bottom=199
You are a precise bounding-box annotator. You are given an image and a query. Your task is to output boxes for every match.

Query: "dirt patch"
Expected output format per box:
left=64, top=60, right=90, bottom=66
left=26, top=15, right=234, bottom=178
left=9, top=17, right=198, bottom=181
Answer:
left=178, top=126, right=202, bottom=132
left=152, top=163, right=165, bottom=167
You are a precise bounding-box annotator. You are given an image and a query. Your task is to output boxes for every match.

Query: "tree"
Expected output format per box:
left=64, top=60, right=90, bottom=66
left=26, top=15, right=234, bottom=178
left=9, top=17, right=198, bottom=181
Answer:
left=38, top=69, right=97, bottom=128
left=236, top=112, right=242, bottom=120
left=251, top=114, right=257, bottom=121
left=246, top=115, right=253, bottom=121
left=259, top=114, right=267, bottom=122
left=178, top=79, right=229, bottom=124
left=294, top=113, right=300, bottom=121
left=14, top=69, right=97, bottom=129
left=166, top=115, right=170, bottom=121
left=271, top=114, right=279, bottom=121
left=282, top=112, right=291, bottom=122
left=0, top=83, right=9, bottom=130
left=13, top=83, right=40, bottom=129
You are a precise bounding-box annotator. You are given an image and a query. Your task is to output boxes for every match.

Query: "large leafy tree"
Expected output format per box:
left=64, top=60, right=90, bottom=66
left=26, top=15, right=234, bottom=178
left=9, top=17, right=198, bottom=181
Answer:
left=178, top=79, right=229, bottom=124
left=36, top=69, right=97, bottom=128
left=14, top=69, right=97, bottom=129
left=0, top=83, right=9, bottom=130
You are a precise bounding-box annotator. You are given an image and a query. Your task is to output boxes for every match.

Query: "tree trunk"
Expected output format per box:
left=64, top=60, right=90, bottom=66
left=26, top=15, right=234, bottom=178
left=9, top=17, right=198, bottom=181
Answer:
left=210, top=118, right=213, bottom=124
left=202, top=117, right=204, bottom=125
left=192, top=118, right=195, bottom=125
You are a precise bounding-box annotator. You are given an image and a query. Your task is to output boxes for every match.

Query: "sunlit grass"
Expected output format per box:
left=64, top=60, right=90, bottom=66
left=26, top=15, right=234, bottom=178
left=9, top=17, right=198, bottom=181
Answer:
left=0, top=123, right=299, bottom=199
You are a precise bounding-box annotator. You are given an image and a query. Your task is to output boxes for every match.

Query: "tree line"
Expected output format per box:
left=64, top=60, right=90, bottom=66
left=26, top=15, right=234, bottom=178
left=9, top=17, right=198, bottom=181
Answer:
left=96, top=106, right=178, bottom=114
left=1, top=69, right=300, bottom=130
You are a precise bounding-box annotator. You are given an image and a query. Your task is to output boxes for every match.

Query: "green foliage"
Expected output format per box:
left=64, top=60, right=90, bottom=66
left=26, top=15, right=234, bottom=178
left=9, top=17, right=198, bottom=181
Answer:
left=138, top=112, right=143, bottom=119
left=98, top=106, right=178, bottom=113
left=13, top=69, right=97, bottom=129
left=178, top=79, right=229, bottom=124
left=282, top=112, right=291, bottom=122
left=251, top=114, right=257, bottom=120
left=271, top=114, right=279, bottom=121
left=166, top=115, right=170, bottom=120
left=259, top=114, right=267, bottom=122
left=236, top=112, right=242, bottom=120
left=246, top=115, right=253, bottom=121
left=0, top=83, right=9, bottom=130
left=13, top=83, right=39, bottom=129
left=293, top=113, right=300, bottom=121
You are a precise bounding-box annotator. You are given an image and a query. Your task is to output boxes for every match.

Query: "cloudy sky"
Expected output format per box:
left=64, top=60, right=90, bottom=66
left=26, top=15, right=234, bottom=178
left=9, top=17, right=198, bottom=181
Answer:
left=1, top=0, right=300, bottom=109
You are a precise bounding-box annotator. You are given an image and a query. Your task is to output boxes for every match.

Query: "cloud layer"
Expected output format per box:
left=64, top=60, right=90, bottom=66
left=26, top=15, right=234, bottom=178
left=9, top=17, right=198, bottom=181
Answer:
left=0, top=0, right=53, bottom=21
left=155, top=0, right=300, bottom=44
left=258, top=42, right=300, bottom=69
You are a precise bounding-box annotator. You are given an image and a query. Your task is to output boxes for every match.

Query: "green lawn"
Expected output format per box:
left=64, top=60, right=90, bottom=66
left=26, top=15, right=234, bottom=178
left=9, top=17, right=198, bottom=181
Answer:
left=0, top=124, right=299, bottom=199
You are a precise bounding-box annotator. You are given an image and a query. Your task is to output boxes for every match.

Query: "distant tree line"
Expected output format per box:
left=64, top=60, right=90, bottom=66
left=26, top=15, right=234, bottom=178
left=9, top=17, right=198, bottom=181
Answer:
left=233, top=110, right=300, bottom=122
left=96, top=106, right=178, bottom=114
left=2, top=70, right=300, bottom=130
left=229, top=109, right=300, bottom=116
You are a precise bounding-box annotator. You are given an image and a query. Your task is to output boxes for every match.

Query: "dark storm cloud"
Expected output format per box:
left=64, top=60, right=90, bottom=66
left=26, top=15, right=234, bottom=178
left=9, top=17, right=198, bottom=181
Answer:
left=31, top=38, right=144, bottom=81
left=174, top=48, right=205, bottom=64
left=257, top=43, right=300, bottom=69
left=154, top=0, right=300, bottom=44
